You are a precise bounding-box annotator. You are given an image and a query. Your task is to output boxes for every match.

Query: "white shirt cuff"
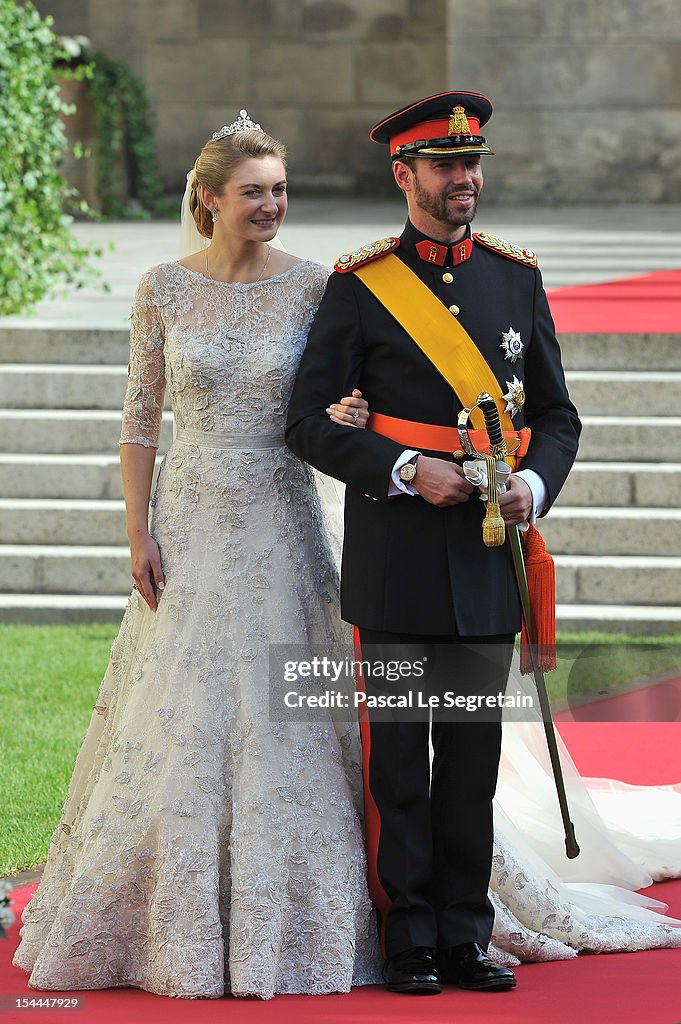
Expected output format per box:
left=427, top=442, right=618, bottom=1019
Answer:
left=514, top=469, right=547, bottom=523
left=389, top=450, right=421, bottom=496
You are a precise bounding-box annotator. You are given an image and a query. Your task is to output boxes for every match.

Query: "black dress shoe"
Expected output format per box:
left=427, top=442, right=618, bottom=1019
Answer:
left=439, top=942, right=517, bottom=991
left=382, top=946, right=442, bottom=994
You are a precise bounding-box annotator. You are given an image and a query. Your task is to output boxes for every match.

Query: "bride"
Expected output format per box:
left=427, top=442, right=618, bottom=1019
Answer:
left=12, top=113, right=681, bottom=999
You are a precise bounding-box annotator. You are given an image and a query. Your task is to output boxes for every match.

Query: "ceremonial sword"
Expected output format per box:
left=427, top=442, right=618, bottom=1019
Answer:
left=460, top=392, right=580, bottom=860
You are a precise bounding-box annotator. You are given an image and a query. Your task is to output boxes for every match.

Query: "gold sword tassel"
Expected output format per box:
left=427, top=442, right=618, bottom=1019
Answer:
left=482, top=453, right=505, bottom=547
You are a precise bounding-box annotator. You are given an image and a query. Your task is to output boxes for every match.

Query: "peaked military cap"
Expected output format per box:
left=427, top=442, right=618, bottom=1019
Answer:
left=369, top=90, right=494, bottom=159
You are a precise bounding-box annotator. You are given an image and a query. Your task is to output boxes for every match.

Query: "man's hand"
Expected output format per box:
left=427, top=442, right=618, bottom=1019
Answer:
left=498, top=474, right=533, bottom=526
left=412, top=456, right=475, bottom=507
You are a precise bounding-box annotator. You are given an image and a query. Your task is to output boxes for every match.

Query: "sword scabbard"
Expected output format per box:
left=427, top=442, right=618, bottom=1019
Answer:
left=475, top=392, right=580, bottom=860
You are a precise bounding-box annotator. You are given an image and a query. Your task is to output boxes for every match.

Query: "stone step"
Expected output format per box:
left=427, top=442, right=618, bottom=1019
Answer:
left=564, top=371, right=681, bottom=416
left=541, top=252, right=681, bottom=266
left=1, top=498, right=679, bottom=556
left=1, top=455, right=680, bottom=509
left=0, top=365, right=126, bottom=410
left=554, top=555, right=681, bottom=606
left=2, top=543, right=676, bottom=606
left=0, top=327, right=130, bottom=365
left=556, top=462, right=681, bottom=508
left=0, top=593, right=127, bottom=624
left=0, top=365, right=171, bottom=410
left=1, top=592, right=679, bottom=631
left=559, top=333, right=681, bottom=372
left=555, top=604, right=681, bottom=636
left=0, top=500, right=127, bottom=545
left=3, top=327, right=680, bottom=371
left=539, top=507, right=681, bottom=557
left=1, top=448, right=679, bottom=506
left=0, top=411, right=173, bottom=454
left=1, top=365, right=675, bottom=417
left=538, top=240, right=681, bottom=253
left=2, top=410, right=678, bottom=461
left=578, top=416, right=681, bottom=462
left=0, top=545, right=131, bottom=594
left=0, top=454, right=128, bottom=499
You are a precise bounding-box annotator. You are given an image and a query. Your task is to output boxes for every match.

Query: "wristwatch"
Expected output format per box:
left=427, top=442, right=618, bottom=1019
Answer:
left=399, top=454, right=420, bottom=483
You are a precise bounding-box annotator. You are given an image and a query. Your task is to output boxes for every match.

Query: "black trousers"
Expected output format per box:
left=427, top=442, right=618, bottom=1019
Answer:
left=354, top=627, right=515, bottom=959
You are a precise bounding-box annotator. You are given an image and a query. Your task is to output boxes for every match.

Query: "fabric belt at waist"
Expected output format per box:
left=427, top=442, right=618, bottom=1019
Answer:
left=367, top=412, right=531, bottom=459
left=175, top=427, right=285, bottom=450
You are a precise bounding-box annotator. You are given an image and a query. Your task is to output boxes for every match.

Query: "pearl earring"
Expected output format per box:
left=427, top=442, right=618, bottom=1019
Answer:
left=211, top=210, right=218, bottom=223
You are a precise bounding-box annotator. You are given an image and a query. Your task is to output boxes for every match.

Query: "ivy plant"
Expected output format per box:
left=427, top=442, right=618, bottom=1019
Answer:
left=57, top=44, right=170, bottom=220
left=0, top=0, right=99, bottom=316
left=88, top=53, right=169, bottom=218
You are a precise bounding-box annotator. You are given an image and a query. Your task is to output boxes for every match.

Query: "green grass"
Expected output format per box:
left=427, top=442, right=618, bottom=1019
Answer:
left=546, top=632, right=681, bottom=704
left=1, top=625, right=680, bottom=878
left=0, top=624, right=118, bottom=876
left=556, top=632, right=681, bottom=646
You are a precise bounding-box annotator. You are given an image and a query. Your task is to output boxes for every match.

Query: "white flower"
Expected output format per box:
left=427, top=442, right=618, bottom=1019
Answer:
left=57, top=35, right=91, bottom=58
left=58, top=36, right=81, bottom=57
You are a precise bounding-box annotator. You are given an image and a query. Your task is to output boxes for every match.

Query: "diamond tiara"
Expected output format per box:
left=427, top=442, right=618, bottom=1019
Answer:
left=212, top=109, right=263, bottom=142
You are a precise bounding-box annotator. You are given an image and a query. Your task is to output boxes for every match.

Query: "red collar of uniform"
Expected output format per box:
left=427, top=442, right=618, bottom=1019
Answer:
left=414, top=237, right=473, bottom=267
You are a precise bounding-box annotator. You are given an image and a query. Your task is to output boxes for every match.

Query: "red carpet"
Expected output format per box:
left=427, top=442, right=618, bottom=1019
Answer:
left=557, top=722, right=681, bottom=786
left=547, top=267, right=681, bottom=333
left=2, top=723, right=681, bottom=1024
left=555, top=678, right=681, bottom=724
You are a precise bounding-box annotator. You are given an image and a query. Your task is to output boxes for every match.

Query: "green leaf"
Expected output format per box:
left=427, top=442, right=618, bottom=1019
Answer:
left=0, top=0, right=101, bottom=314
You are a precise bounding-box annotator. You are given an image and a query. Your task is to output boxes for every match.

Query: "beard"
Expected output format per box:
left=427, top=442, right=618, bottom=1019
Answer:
left=413, top=175, right=480, bottom=230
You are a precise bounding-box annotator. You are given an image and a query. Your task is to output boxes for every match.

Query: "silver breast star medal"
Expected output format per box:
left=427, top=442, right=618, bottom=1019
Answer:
left=500, top=326, right=524, bottom=363
left=503, top=375, right=525, bottom=418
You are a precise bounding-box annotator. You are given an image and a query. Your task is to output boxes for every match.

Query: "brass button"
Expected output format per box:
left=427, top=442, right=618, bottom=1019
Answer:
left=442, top=272, right=454, bottom=284
left=449, top=304, right=460, bottom=315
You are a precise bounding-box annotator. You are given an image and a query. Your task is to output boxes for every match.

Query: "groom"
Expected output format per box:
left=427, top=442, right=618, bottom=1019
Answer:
left=286, top=91, right=580, bottom=994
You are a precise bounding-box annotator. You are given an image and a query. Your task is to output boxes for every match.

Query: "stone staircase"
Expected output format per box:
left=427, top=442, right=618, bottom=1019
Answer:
left=1, top=325, right=680, bottom=632
left=544, top=336, right=681, bottom=633
left=0, top=328, right=154, bottom=622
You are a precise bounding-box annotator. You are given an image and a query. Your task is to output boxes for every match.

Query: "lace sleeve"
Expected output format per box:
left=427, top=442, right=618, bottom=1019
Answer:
left=120, top=270, right=166, bottom=448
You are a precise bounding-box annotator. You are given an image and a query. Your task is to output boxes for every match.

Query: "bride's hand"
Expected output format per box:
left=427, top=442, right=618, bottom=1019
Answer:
left=129, top=531, right=165, bottom=612
left=326, top=389, right=369, bottom=429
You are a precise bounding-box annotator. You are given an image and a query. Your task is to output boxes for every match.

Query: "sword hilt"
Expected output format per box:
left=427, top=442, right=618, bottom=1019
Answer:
left=475, top=394, right=507, bottom=547
left=477, top=392, right=506, bottom=453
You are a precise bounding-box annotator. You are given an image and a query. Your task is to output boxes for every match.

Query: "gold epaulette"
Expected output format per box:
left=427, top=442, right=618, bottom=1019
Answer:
left=473, top=232, right=538, bottom=268
left=334, top=237, right=400, bottom=273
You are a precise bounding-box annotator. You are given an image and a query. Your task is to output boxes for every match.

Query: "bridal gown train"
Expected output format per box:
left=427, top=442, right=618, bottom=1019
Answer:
left=13, top=258, right=681, bottom=999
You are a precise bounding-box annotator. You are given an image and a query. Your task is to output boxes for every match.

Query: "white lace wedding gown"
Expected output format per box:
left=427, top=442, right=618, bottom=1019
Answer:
left=13, top=259, right=681, bottom=999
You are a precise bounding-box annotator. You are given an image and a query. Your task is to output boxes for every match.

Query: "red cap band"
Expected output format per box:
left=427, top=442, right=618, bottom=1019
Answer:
left=390, top=116, right=482, bottom=156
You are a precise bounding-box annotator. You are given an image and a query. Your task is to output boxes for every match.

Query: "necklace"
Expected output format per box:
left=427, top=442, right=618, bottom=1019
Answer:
left=205, top=246, right=271, bottom=284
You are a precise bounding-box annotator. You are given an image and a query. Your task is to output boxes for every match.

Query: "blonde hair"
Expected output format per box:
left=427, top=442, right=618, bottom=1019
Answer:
left=189, top=130, right=287, bottom=239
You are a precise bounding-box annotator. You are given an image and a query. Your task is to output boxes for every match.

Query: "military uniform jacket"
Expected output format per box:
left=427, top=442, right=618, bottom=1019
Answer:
left=286, top=220, right=581, bottom=635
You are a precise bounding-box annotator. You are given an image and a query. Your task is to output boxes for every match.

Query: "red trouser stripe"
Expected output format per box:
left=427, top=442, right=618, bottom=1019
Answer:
left=353, top=625, right=392, bottom=957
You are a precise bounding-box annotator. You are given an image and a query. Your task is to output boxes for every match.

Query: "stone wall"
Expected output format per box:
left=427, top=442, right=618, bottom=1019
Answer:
left=34, top=0, right=681, bottom=201
left=446, top=0, right=681, bottom=203
left=36, top=0, right=446, bottom=197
